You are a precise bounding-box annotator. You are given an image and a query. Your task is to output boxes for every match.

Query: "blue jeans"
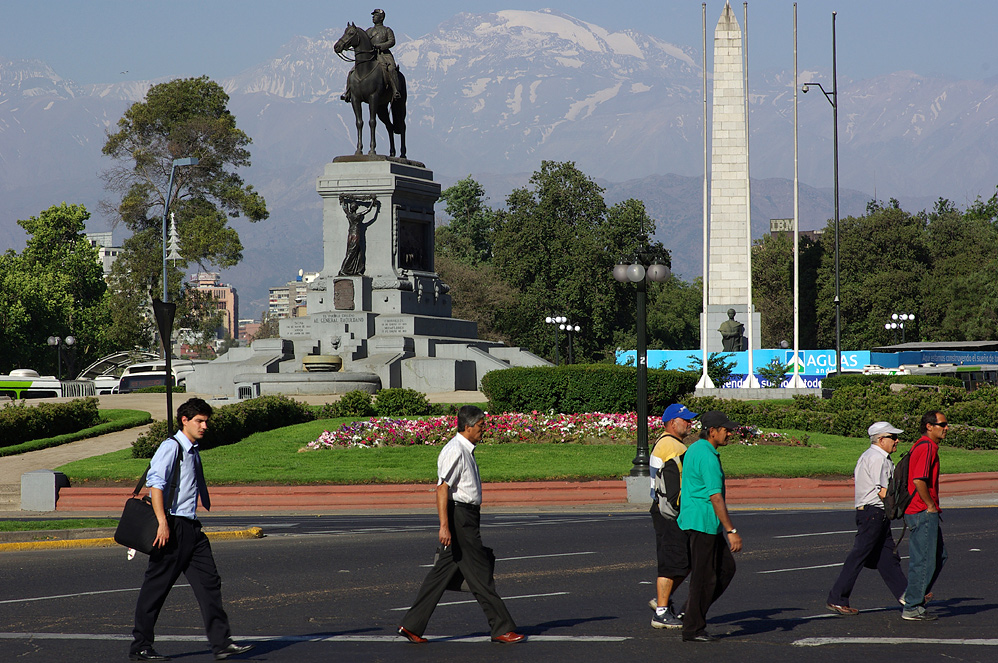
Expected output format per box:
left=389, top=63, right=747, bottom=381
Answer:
left=902, top=510, right=946, bottom=610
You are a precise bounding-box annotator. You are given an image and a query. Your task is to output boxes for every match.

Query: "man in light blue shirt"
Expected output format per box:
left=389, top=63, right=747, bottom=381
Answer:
left=130, top=398, right=253, bottom=662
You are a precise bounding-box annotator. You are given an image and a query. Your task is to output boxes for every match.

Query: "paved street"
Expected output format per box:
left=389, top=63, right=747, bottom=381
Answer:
left=2, top=507, right=996, bottom=662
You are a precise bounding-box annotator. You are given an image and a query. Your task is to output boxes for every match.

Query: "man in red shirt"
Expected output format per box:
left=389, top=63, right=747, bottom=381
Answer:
left=901, top=410, right=949, bottom=621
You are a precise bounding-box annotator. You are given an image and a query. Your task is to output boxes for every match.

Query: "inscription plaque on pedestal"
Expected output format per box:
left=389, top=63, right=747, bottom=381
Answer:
left=334, top=278, right=355, bottom=310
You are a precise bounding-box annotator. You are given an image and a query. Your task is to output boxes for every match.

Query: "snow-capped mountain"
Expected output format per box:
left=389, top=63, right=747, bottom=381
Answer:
left=0, top=9, right=993, bottom=311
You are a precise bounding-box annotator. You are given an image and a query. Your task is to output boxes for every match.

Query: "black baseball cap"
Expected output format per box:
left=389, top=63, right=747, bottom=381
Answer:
left=699, top=410, right=740, bottom=430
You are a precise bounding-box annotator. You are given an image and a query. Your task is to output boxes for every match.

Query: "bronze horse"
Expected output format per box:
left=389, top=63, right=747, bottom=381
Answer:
left=334, top=23, right=407, bottom=159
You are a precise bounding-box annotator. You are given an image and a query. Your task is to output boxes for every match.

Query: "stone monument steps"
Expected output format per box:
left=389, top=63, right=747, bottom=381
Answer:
left=0, top=484, right=20, bottom=511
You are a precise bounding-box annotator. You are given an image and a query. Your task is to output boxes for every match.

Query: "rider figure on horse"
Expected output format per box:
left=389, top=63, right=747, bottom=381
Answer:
left=341, top=8, right=401, bottom=103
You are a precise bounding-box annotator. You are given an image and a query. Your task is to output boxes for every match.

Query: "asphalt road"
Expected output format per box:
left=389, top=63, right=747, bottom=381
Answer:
left=2, top=508, right=996, bottom=662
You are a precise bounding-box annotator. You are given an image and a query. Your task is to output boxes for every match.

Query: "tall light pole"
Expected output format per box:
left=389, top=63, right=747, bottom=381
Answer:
left=561, top=321, right=581, bottom=365
left=803, top=11, right=840, bottom=375
left=162, top=157, right=198, bottom=303
left=613, top=247, right=671, bottom=477
left=46, top=335, right=76, bottom=380
left=544, top=316, right=567, bottom=365
left=157, top=156, right=197, bottom=435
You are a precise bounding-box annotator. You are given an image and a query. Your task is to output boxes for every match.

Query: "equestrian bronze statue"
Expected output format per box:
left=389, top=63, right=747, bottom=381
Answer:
left=334, top=9, right=407, bottom=159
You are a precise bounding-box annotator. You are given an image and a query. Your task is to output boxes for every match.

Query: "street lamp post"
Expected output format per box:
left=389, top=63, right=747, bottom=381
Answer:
left=886, top=312, right=915, bottom=344
left=544, top=316, right=567, bottom=365
left=561, top=321, right=581, bottom=365
left=158, top=156, right=198, bottom=435
left=613, top=247, right=671, bottom=477
left=46, top=335, right=76, bottom=380
left=803, top=11, right=840, bottom=375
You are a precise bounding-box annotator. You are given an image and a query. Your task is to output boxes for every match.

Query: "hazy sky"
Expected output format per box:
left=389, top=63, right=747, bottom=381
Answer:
left=3, top=1, right=995, bottom=86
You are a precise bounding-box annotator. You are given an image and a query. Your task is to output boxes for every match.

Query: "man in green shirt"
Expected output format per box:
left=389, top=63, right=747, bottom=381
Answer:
left=677, top=410, right=743, bottom=642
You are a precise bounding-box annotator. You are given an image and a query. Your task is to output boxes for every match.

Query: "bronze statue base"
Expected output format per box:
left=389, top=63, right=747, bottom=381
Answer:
left=332, top=154, right=426, bottom=169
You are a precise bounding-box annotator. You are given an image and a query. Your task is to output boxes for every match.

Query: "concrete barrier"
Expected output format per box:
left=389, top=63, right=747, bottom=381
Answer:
left=21, top=470, right=69, bottom=511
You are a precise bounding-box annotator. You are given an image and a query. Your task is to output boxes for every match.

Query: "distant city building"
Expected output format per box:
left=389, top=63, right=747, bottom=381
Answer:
left=267, top=270, right=319, bottom=319
left=769, top=218, right=824, bottom=242
left=190, top=272, right=239, bottom=339
left=85, top=231, right=122, bottom=277
left=239, top=318, right=262, bottom=342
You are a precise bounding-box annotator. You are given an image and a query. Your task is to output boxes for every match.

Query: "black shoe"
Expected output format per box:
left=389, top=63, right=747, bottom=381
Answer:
left=129, top=649, right=171, bottom=662
left=214, top=643, right=255, bottom=660
left=682, top=633, right=716, bottom=642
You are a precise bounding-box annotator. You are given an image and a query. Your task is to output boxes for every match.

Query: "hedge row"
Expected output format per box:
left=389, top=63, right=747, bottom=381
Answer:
left=0, top=397, right=102, bottom=448
left=481, top=365, right=698, bottom=415
left=822, top=374, right=963, bottom=389
left=132, top=395, right=315, bottom=458
left=687, top=382, right=998, bottom=450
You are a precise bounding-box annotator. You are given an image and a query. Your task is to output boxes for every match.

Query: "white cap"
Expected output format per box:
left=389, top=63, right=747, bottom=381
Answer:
left=868, top=421, right=903, bottom=439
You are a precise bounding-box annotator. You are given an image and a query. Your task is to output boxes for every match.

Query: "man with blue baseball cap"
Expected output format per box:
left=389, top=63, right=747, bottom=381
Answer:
left=648, top=403, right=698, bottom=628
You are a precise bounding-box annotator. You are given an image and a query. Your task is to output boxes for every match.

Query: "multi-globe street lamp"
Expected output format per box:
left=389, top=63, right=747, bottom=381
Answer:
left=885, top=312, right=915, bottom=344
left=46, top=335, right=76, bottom=380
left=544, top=316, right=568, bottom=365
left=803, top=11, right=841, bottom=376
left=613, top=247, right=671, bottom=477
left=561, top=321, right=581, bottom=365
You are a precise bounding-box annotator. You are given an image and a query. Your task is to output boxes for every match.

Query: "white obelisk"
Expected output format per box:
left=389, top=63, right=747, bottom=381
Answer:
left=707, top=1, right=760, bottom=366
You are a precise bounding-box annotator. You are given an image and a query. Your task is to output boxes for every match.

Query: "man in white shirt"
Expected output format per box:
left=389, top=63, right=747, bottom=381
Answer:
left=825, top=421, right=908, bottom=615
left=398, top=405, right=524, bottom=644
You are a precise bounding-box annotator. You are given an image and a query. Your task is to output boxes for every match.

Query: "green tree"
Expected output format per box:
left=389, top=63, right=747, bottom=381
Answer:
left=920, top=195, right=998, bottom=341
left=815, top=201, right=929, bottom=350
left=491, top=161, right=660, bottom=362
left=752, top=233, right=822, bottom=349
left=435, top=255, right=517, bottom=343
left=614, top=276, right=702, bottom=352
left=0, top=203, right=111, bottom=375
left=436, top=176, right=495, bottom=265
left=101, top=76, right=268, bottom=348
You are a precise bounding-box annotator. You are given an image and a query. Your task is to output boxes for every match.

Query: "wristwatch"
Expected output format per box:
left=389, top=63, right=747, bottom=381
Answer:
left=727, top=528, right=738, bottom=534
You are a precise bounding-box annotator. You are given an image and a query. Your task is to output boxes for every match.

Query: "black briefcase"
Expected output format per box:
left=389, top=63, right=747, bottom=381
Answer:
left=113, top=439, right=181, bottom=554
left=113, top=496, right=161, bottom=554
left=434, top=545, right=497, bottom=592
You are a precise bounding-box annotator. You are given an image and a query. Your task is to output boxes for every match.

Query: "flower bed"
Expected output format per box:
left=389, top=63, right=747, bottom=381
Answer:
left=302, top=413, right=806, bottom=450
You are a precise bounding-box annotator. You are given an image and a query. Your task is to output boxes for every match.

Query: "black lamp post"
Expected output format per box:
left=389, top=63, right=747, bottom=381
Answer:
left=46, top=335, right=76, bottom=380
left=803, top=11, right=840, bottom=375
left=561, top=321, right=581, bottom=365
left=157, top=156, right=197, bottom=434
left=613, top=247, right=671, bottom=477
left=545, top=316, right=567, bottom=365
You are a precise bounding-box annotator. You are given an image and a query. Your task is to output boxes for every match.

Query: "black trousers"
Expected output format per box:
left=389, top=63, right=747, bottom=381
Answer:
left=131, top=517, right=232, bottom=655
left=827, top=505, right=907, bottom=606
left=682, top=530, right=736, bottom=638
left=400, top=502, right=516, bottom=638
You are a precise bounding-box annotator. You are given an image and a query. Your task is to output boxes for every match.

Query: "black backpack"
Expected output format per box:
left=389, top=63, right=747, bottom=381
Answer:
left=883, top=439, right=927, bottom=520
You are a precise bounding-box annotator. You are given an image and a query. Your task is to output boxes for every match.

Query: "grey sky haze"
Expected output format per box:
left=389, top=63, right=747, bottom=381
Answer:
left=3, top=1, right=995, bottom=87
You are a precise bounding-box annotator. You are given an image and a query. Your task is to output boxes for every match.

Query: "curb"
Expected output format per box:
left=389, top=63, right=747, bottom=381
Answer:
left=0, top=526, right=264, bottom=553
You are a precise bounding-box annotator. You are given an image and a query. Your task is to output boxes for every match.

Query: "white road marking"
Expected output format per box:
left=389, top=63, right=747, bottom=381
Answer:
left=758, top=562, right=843, bottom=574
left=0, top=585, right=191, bottom=605
left=0, top=632, right=628, bottom=643
left=774, top=530, right=854, bottom=538
left=795, top=637, right=998, bottom=647
left=391, top=591, right=569, bottom=611
left=419, top=551, right=596, bottom=567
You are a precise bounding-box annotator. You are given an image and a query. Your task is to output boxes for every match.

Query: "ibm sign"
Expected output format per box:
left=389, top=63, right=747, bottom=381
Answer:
left=770, top=218, right=794, bottom=233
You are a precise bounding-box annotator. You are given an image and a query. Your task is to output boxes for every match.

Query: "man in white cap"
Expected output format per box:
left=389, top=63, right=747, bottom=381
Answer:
left=647, top=403, right=697, bottom=629
left=825, top=421, right=908, bottom=615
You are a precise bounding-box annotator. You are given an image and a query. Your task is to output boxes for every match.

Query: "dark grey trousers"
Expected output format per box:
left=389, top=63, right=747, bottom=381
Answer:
left=400, top=502, right=516, bottom=638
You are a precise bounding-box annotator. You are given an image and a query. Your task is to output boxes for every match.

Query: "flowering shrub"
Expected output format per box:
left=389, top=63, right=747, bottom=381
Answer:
left=303, top=412, right=666, bottom=450
left=302, top=413, right=807, bottom=450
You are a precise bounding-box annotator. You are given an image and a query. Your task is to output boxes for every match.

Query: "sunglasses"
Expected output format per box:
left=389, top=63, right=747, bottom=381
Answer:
left=881, top=434, right=898, bottom=441
left=932, top=421, right=950, bottom=428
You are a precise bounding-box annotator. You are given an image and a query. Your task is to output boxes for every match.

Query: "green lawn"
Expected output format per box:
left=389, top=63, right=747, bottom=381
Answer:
left=56, top=420, right=998, bottom=484
left=0, top=519, right=118, bottom=531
